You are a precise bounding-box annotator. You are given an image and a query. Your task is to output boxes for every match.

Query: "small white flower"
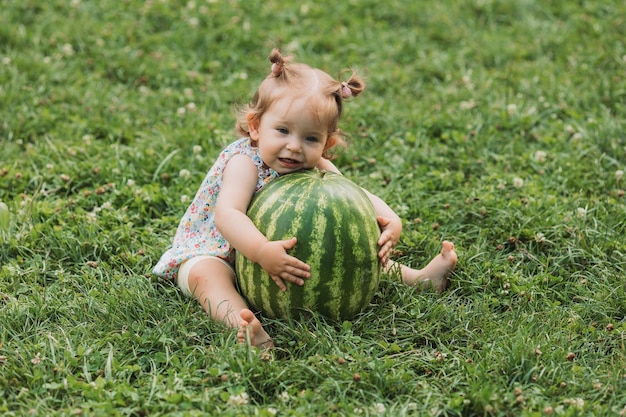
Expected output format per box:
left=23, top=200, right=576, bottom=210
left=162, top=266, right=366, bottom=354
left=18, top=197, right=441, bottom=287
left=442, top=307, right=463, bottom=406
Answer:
left=506, top=103, right=517, bottom=115
left=184, top=88, right=194, bottom=98
left=564, top=397, right=584, bottom=409
left=535, top=232, right=546, bottom=243
left=61, top=43, right=75, bottom=56
left=179, top=169, right=191, bottom=178
left=193, top=145, right=202, bottom=154
left=267, top=407, right=278, bottom=415
left=513, top=177, right=524, bottom=188
left=2, top=57, right=11, bottom=65
left=534, top=150, right=547, bottom=163
left=374, top=403, right=386, bottom=413
left=177, top=107, right=186, bottom=116
left=616, top=170, right=624, bottom=181
left=280, top=391, right=290, bottom=402
left=577, top=207, right=587, bottom=218
left=227, top=392, right=249, bottom=406
left=572, top=132, right=583, bottom=141
left=462, top=74, right=474, bottom=89
left=565, top=125, right=575, bottom=134
left=460, top=100, right=476, bottom=110
left=180, top=195, right=190, bottom=204
left=186, top=102, right=196, bottom=112
left=126, top=179, right=136, bottom=187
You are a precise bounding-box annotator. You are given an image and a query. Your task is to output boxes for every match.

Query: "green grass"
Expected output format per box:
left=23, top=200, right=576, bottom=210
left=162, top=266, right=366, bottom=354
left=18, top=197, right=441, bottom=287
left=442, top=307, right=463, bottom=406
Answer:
left=1, top=0, right=625, bottom=415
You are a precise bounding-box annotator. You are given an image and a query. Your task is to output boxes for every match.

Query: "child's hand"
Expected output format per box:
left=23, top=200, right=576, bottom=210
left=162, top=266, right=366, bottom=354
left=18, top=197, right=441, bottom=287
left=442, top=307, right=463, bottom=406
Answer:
left=255, top=238, right=311, bottom=291
left=377, top=216, right=401, bottom=266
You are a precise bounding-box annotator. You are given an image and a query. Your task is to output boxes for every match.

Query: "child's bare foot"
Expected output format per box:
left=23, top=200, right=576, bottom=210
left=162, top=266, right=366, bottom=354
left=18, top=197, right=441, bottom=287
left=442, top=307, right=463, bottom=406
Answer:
left=401, top=241, right=458, bottom=293
left=237, top=309, right=274, bottom=349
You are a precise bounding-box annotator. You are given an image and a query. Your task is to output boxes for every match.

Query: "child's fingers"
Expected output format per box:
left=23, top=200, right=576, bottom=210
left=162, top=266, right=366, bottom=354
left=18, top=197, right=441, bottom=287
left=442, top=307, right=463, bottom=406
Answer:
left=270, top=275, right=287, bottom=291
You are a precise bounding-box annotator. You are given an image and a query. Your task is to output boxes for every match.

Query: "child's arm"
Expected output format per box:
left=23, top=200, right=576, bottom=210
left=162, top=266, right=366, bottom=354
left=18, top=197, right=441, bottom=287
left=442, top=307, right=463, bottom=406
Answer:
left=317, top=158, right=401, bottom=266
left=215, top=155, right=311, bottom=291
left=362, top=190, right=402, bottom=266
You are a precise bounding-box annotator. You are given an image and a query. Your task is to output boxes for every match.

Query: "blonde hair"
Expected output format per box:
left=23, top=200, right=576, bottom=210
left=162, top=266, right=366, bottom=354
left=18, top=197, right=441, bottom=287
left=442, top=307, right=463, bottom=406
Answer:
left=235, top=49, right=365, bottom=159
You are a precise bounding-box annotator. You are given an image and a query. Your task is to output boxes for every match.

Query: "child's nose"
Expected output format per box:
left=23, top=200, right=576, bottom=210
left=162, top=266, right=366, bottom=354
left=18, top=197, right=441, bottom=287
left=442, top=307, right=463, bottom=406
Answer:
left=286, top=137, right=302, bottom=152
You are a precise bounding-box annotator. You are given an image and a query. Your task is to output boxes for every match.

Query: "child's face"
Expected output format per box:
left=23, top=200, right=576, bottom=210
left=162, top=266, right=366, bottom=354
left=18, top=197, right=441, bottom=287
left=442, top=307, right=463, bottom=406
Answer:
left=250, top=96, right=329, bottom=174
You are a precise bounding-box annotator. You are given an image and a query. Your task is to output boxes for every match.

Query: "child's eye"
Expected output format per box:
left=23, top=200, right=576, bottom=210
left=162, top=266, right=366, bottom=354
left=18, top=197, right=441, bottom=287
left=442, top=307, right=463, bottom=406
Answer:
left=276, top=127, right=289, bottom=135
left=305, top=136, right=319, bottom=143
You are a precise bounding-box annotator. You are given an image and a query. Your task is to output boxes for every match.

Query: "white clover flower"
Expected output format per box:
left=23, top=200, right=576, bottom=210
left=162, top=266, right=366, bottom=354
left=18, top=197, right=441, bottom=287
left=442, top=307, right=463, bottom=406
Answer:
left=177, top=107, right=186, bottom=116
left=462, top=74, right=474, bottom=89
left=227, top=392, right=249, bottom=406
left=572, top=132, right=583, bottom=141
left=460, top=100, right=476, bottom=110
left=86, top=212, right=97, bottom=223
left=193, top=145, right=202, bottom=154
left=374, top=403, right=386, bottom=413
left=577, top=207, right=587, bottom=218
left=534, top=150, right=547, bottom=163
left=186, top=102, right=196, bottom=112
left=616, top=170, right=624, bottom=181
left=184, top=88, right=194, bottom=98
left=513, top=177, right=524, bottom=188
left=506, top=103, right=518, bottom=115
left=2, top=57, right=11, bottom=65
left=180, top=195, right=190, bottom=204
left=179, top=169, right=191, bottom=178
left=564, top=397, right=584, bottom=409
left=565, top=125, right=575, bottom=134
left=535, top=232, right=546, bottom=243
left=126, top=179, right=136, bottom=187
left=61, top=43, right=75, bottom=56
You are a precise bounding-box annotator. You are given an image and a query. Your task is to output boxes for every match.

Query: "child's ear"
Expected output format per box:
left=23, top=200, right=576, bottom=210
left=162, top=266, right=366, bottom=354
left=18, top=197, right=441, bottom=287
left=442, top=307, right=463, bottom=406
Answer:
left=247, top=113, right=260, bottom=141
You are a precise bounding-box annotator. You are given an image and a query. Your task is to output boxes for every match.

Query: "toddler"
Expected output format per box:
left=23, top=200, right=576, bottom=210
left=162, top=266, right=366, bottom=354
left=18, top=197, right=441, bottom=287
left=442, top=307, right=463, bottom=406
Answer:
left=154, top=49, right=457, bottom=348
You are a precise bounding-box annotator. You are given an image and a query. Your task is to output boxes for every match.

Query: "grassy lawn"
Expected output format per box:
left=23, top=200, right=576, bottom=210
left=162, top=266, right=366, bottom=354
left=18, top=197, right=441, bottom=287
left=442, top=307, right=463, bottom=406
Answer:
left=1, top=0, right=625, bottom=415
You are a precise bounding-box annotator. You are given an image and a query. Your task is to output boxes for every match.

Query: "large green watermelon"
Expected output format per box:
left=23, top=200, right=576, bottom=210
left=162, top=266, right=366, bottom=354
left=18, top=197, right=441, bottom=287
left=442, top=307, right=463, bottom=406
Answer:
left=235, top=169, right=381, bottom=321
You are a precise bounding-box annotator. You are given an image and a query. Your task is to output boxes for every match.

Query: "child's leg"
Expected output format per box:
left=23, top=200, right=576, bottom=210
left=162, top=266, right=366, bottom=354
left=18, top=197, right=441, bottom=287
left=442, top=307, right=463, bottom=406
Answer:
left=183, top=257, right=273, bottom=348
left=385, top=241, right=457, bottom=293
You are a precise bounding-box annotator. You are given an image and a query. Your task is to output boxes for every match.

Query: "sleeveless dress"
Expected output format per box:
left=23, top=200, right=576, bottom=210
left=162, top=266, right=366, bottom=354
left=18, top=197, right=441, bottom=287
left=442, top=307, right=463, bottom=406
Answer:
left=153, top=138, right=279, bottom=280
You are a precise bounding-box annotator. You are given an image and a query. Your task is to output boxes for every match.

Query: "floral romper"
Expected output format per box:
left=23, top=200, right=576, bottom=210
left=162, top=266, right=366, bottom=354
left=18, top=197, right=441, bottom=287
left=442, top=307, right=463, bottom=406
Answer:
left=153, top=138, right=279, bottom=280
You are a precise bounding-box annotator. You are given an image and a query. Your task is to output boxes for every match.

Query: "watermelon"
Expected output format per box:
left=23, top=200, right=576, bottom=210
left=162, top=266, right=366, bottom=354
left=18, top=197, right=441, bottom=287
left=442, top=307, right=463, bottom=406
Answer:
left=235, top=169, right=381, bottom=321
